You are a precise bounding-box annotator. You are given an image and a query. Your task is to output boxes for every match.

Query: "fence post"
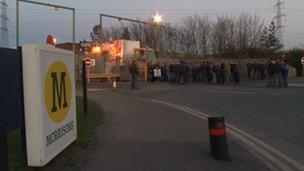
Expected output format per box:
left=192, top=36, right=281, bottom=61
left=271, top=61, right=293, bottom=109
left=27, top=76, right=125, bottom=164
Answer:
left=82, top=60, right=88, bottom=115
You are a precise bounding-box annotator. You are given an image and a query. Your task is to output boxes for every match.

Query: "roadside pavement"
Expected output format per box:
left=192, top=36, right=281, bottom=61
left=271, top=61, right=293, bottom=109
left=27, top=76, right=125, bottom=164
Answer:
left=76, top=87, right=270, bottom=171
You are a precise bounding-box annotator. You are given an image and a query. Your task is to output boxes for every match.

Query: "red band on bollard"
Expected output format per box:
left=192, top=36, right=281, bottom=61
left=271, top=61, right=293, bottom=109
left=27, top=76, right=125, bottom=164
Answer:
left=209, top=128, right=226, bottom=136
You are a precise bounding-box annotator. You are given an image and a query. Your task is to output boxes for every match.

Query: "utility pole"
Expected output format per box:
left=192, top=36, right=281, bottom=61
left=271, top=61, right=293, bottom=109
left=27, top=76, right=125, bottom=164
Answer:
left=274, top=0, right=285, bottom=47
left=0, top=0, right=9, bottom=47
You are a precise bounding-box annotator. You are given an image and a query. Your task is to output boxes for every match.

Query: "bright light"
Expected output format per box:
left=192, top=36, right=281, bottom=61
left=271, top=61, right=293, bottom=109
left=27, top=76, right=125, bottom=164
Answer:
left=153, top=14, right=163, bottom=24
left=92, top=46, right=101, bottom=54
left=53, top=38, right=57, bottom=44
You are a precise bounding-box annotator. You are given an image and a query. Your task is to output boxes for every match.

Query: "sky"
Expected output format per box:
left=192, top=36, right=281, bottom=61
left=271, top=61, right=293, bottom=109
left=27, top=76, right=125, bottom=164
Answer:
left=4, top=0, right=304, bottom=49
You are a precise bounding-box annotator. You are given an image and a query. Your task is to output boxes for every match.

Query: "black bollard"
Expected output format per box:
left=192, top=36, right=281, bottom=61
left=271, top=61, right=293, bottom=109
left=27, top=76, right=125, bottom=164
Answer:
left=208, top=116, right=229, bottom=160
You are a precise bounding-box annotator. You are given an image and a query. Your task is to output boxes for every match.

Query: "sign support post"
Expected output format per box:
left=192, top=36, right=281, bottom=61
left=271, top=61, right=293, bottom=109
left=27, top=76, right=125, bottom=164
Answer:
left=0, top=133, right=9, bottom=171
left=301, top=57, right=304, bottom=78
left=82, top=60, right=88, bottom=115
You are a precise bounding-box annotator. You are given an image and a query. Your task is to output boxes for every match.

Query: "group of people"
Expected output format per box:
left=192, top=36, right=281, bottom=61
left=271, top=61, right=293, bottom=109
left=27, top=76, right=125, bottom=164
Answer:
left=148, top=61, right=242, bottom=86
left=129, top=59, right=290, bottom=90
left=246, top=59, right=290, bottom=88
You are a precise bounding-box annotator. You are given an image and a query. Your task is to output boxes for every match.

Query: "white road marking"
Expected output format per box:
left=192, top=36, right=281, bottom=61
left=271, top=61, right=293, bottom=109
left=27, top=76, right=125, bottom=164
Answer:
left=88, top=88, right=106, bottom=92
left=289, top=83, right=304, bottom=87
left=199, top=89, right=260, bottom=95
left=151, top=99, right=304, bottom=171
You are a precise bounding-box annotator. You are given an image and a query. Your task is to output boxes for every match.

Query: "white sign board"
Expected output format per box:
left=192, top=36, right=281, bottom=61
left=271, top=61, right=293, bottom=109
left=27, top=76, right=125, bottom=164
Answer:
left=22, top=44, right=77, bottom=166
left=83, top=57, right=93, bottom=68
left=154, top=68, right=161, bottom=77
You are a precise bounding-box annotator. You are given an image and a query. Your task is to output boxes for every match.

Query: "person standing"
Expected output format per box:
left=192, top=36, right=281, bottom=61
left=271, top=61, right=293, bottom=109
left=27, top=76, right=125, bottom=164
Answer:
left=253, top=62, right=259, bottom=80
left=184, top=62, right=190, bottom=84
left=274, top=60, right=283, bottom=87
left=211, top=63, right=217, bottom=84
left=261, top=63, right=266, bottom=80
left=174, top=63, right=180, bottom=84
left=200, top=62, right=208, bottom=84
left=191, top=65, right=197, bottom=83
left=206, top=62, right=212, bottom=84
left=169, top=63, right=174, bottom=82
left=281, top=60, right=289, bottom=88
left=233, top=62, right=240, bottom=85
left=220, top=62, right=226, bottom=84
left=225, top=62, right=231, bottom=85
left=161, top=63, right=168, bottom=82
left=179, top=61, right=185, bottom=85
left=246, top=62, right=252, bottom=79
left=129, top=61, right=139, bottom=90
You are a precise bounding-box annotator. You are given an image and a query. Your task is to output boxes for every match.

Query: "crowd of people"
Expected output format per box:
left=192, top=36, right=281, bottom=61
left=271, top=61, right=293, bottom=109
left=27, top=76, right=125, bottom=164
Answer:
left=129, top=59, right=290, bottom=90
left=246, top=59, right=290, bottom=88
left=147, top=61, right=242, bottom=86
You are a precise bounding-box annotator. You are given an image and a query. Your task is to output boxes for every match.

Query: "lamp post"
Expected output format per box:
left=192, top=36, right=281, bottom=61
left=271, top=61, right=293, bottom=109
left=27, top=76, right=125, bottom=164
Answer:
left=16, top=0, right=75, bottom=55
left=152, top=13, right=165, bottom=57
left=99, top=13, right=166, bottom=40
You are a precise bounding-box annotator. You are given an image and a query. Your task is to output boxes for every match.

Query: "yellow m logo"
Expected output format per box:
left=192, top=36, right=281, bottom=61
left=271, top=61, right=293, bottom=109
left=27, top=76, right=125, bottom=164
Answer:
left=45, top=61, right=72, bottom=123
left=51, top=72, right=68, bottom=113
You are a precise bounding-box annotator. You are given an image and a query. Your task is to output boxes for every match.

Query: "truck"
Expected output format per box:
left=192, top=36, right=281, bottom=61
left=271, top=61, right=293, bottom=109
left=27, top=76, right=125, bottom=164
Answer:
left=86, top=39, right=156, bottom=82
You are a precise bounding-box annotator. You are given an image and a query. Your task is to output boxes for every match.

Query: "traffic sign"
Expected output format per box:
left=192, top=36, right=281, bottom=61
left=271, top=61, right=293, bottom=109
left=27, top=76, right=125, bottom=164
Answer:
left=83, top=57, right=93, bottom=68
left=301, top=57, right=304, bottom=65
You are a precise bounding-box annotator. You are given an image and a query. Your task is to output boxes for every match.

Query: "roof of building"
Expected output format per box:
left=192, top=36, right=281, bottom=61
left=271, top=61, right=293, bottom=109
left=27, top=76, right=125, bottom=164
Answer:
left=55, top=42, right=83, bottom=54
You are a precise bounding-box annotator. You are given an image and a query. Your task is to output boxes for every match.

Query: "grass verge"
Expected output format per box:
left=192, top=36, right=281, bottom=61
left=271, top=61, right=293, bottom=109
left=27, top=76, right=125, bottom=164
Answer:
left=7, top=96, right=104, bottom=170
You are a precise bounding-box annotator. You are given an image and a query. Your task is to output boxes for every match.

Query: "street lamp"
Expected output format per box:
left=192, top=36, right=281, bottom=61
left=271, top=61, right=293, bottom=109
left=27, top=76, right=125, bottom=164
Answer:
left=99, top=13, right=167, bottom=42
left=153, top=13, right=163, bottom=24
left=152, top=13, right=164, bottom=56
left=91, top=45, right=101, bottom=55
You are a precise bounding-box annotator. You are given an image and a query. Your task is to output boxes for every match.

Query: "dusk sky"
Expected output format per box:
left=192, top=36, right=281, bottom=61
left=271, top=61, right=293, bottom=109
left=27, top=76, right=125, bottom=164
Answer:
left=5, top=0, right=304, bottom=49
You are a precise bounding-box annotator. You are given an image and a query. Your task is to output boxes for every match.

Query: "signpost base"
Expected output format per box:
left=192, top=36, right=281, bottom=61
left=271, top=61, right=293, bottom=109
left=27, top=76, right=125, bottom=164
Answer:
left=0, top=133, right=9, bottom=171
left=301, top=57, right=304, bottom=77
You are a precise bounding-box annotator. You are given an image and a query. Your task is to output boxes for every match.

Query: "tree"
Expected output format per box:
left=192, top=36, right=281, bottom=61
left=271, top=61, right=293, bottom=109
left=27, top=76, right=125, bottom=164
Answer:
left=122, top=27, right=131, bottom=40
left=89, top=13, right=288, bottom=59
left=259, top=21, right=283, bottom=53
left=195, top=15, right=211, bottom=56
left=268, top=21, right=283, bottom=52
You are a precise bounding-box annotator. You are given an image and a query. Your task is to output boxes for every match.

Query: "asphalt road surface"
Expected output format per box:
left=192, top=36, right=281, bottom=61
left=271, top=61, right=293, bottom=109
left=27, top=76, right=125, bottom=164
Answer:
left=79, top=80, right=304, bottom=171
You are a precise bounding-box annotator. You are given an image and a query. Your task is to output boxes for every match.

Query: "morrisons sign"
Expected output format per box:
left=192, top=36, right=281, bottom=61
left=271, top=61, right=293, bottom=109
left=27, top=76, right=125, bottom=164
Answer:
left=22, top=44, right=76, bottom=166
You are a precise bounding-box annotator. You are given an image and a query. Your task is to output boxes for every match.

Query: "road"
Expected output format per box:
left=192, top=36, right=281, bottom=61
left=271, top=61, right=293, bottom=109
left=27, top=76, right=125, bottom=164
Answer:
left=79, top=80, right=304, bottom=170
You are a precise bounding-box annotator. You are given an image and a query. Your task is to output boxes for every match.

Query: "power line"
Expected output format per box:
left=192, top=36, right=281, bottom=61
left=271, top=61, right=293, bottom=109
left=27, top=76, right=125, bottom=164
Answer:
left=287, top=19, right=304, bottom=25
left=15, top=8, right=274, bottom=12
left=284, top=31, right=304, bottom=37
left=285, top=25, right=303, bottom=29
left=287, top=8, right=304, bottom=14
